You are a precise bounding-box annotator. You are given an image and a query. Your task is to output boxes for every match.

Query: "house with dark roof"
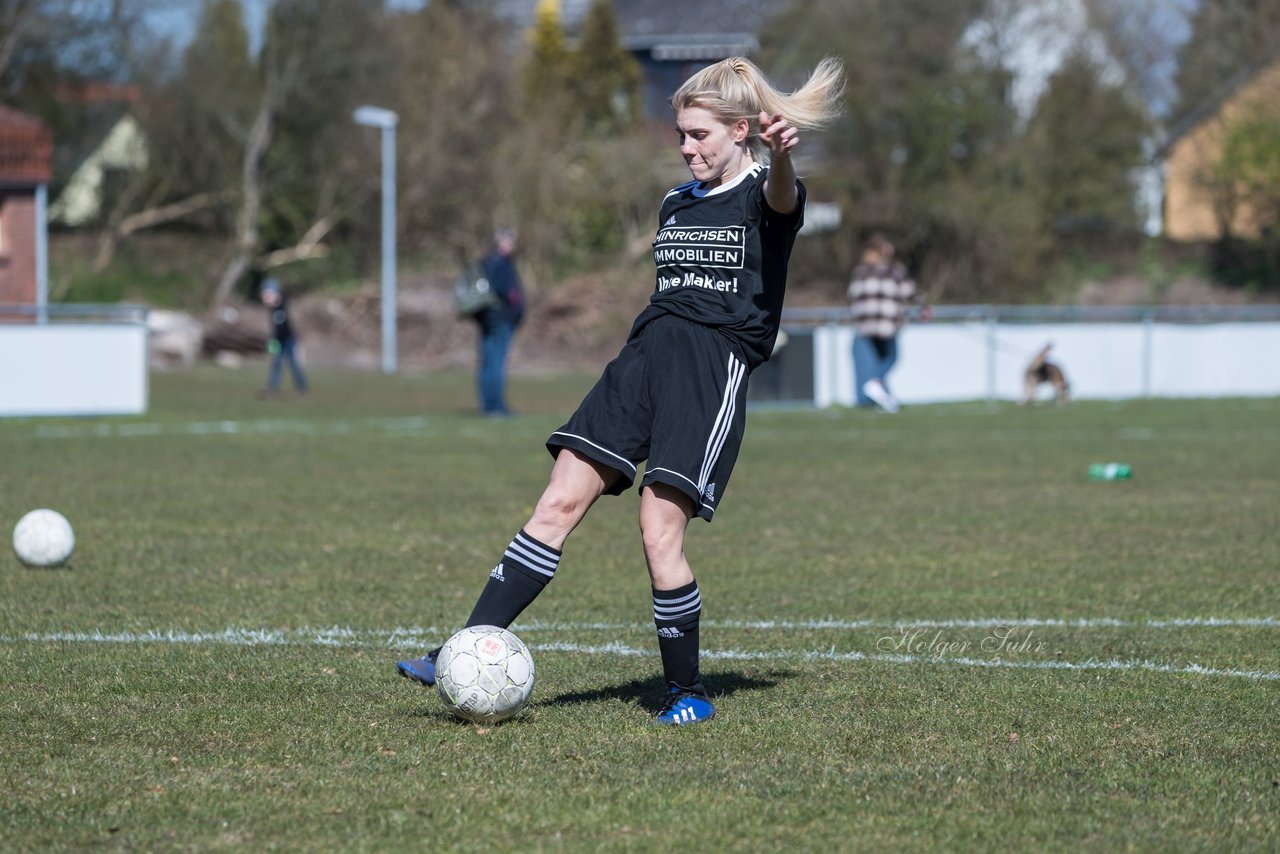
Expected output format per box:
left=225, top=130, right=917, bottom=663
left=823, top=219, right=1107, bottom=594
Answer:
left=49, top=112, right=148, bottom=228
left=48, top=83, right=148, bottom=228
left=485, top=2, right=845, bottom=234
left=494, top=0, right=775, bottom=119
left=614, top=0, right=773, bottom=118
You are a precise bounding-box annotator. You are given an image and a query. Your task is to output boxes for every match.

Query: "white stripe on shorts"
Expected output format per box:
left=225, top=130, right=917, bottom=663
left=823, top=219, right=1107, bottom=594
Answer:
left=548, top=431, right=637, bottom=475
left=698, top=354, right=746, bottom=492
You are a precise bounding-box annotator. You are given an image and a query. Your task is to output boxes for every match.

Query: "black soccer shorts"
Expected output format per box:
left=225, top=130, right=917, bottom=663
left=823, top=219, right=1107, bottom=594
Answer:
left=547, top=314, right=750, bottom=521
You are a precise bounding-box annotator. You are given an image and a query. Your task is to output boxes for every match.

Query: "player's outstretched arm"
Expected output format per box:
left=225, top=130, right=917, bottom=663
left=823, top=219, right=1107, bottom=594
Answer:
left=759, top=111, right=800, bottom=215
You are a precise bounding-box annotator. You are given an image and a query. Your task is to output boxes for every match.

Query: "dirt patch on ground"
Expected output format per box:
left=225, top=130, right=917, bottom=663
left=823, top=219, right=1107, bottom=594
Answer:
left=1076, top=274, right=1262, bottom=307
left=200, top=270, right=654, bottom=374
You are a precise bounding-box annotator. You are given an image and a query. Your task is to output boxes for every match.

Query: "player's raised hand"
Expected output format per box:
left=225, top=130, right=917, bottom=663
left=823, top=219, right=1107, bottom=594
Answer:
left=758, top=111, right=801, bottom=213
left=758, top=111, right=798, bottom=158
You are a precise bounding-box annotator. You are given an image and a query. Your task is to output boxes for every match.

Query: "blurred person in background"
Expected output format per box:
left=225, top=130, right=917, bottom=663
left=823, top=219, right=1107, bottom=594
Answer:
left=473, top=228, right=525, bottom=417
left=847, top=233, right=927, bottom=412
left=259, top=277, right=308, bottom=397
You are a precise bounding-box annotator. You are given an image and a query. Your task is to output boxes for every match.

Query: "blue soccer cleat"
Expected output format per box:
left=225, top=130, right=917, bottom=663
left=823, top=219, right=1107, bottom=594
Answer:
left=396, top=647, right=441, bottom=687
left=655, top=685, right=716, bottom=726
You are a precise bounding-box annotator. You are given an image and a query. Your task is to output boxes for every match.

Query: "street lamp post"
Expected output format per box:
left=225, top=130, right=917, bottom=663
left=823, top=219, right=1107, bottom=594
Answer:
left=353, top=105, right=399, bottom=374
left=35, top=183, right=48, bottom=324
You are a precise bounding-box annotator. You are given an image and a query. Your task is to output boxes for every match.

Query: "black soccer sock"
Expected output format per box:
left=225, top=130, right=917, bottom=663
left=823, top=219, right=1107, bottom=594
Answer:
left=465, top=529, right=561, bottom=629
left=653, top=580, right=704, bottom=693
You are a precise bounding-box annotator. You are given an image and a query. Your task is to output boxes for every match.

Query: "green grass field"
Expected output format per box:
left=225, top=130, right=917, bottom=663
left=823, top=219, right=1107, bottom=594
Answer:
left=2, top=368, right=1277, bottom=851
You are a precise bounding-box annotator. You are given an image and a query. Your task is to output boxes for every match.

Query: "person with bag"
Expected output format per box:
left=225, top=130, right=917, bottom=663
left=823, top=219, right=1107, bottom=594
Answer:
left=468, top=228, right=524, bottom=417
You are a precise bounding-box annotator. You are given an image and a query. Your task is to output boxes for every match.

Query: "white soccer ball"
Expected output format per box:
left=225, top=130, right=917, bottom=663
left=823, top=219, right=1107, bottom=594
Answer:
left=13, top=508, right=75, bottom=567
left=435, top=625, right=535, bottom=723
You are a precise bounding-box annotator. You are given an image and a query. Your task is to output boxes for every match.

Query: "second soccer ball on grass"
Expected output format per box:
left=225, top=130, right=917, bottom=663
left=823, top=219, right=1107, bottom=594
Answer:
left=12, top=508, right=76, bottom=567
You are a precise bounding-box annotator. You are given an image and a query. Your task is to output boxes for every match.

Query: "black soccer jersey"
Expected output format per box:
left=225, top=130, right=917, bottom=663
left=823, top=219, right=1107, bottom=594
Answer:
left=630, top=162, right=806, bottom=370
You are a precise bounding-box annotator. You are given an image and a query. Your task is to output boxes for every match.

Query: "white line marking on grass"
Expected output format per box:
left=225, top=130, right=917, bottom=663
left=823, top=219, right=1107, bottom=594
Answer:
left=9, top=615, right=1271, bottom=651
left=517, top=616, right=1280, bottom=631
left=4, top=624, right=1277, bottom=682
left=536, top=641, right=1280, bottom=682
left=30, top=417, right=442, bottom=440
left=2, top=628, right=297, bottom=645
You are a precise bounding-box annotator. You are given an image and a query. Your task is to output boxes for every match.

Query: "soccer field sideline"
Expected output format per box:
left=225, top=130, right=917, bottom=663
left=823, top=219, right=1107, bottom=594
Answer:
left=5, top=615, right=1277, bottom=681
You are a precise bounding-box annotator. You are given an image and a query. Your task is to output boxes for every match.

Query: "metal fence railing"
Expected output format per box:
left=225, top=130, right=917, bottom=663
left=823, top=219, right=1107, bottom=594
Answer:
left=782, top=303, right=1280, bottom=327
left=0, top=303, right=149, bottom=325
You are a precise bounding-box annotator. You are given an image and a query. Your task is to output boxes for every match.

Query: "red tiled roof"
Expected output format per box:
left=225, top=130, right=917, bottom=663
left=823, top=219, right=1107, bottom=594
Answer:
left=0, top=106, right=52, bottom=183
left=53, top=81, right=141, bottom=107
left=0, top=104, right=47, bottom=128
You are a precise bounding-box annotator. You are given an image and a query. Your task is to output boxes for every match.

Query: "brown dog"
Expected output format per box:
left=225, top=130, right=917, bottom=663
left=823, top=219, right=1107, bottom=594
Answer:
left=1023, top=343, right=1070, bottom=405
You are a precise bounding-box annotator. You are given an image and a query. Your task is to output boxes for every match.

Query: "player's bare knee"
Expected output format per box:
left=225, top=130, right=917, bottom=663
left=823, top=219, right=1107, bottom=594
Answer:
left=530, top=489, right=586, bottom=534
left=639, top=517, right=683, bottom=564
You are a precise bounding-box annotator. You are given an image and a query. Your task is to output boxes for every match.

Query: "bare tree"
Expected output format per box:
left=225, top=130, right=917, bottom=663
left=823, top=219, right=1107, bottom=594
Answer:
left=386, top=2, right=519, bottom=262
left=65, top=0, right=259, bottom=290
left=93, top=190, right=230, bottom=272
left=1082, top=0, right=1197, bottom=123
left=207, top=0, right=391, bottom=305
left=211, top=66, right=287, bottom=305
left=1172, top=0, right=1280, bottom=125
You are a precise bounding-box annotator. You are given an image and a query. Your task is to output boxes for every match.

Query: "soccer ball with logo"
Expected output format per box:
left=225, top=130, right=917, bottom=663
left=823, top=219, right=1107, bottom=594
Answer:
left=435, top=625, right=535, bottom=723
left=12, top=509, right=75, bottom=567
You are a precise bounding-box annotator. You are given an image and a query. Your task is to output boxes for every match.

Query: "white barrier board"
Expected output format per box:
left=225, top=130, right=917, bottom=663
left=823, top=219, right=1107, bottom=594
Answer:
left=815, top=322, right=1280, bottom=406
left=0, top=324, right=149, bottom=416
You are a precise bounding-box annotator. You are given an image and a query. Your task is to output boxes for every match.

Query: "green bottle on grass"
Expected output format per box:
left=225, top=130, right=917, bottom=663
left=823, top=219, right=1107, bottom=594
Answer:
left=1089, top=463, right=1132, bottom=481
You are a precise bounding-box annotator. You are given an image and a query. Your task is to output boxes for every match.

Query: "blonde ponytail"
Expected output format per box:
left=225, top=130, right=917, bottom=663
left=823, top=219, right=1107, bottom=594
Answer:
left=670, top=56, right=846, bottom=159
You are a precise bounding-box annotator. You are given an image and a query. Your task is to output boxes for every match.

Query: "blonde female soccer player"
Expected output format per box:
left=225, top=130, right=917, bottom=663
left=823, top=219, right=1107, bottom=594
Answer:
left=398, top=56, right=845, bottom=725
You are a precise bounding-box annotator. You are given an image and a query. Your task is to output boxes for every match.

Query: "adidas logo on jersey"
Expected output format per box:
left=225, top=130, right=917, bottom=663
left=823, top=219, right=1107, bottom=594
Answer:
left=656, top=626, right=684, bottom=639
left=663, top=215, right=677, bottom=226
left=489, top=563, right=505, bottom=582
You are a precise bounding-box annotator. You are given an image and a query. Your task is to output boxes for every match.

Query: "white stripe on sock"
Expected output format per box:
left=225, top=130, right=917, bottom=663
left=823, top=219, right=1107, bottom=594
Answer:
left=654, top=606, right=702, bottom=622
left=654, top=588, right=701, bottom=622
left=507, top=539, right=558, bottom=568
left=654, top=589, right=701, bottom=608
left=505, top=542, right=558, bottom=576
left=514, top=532, right=560, bottom=563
